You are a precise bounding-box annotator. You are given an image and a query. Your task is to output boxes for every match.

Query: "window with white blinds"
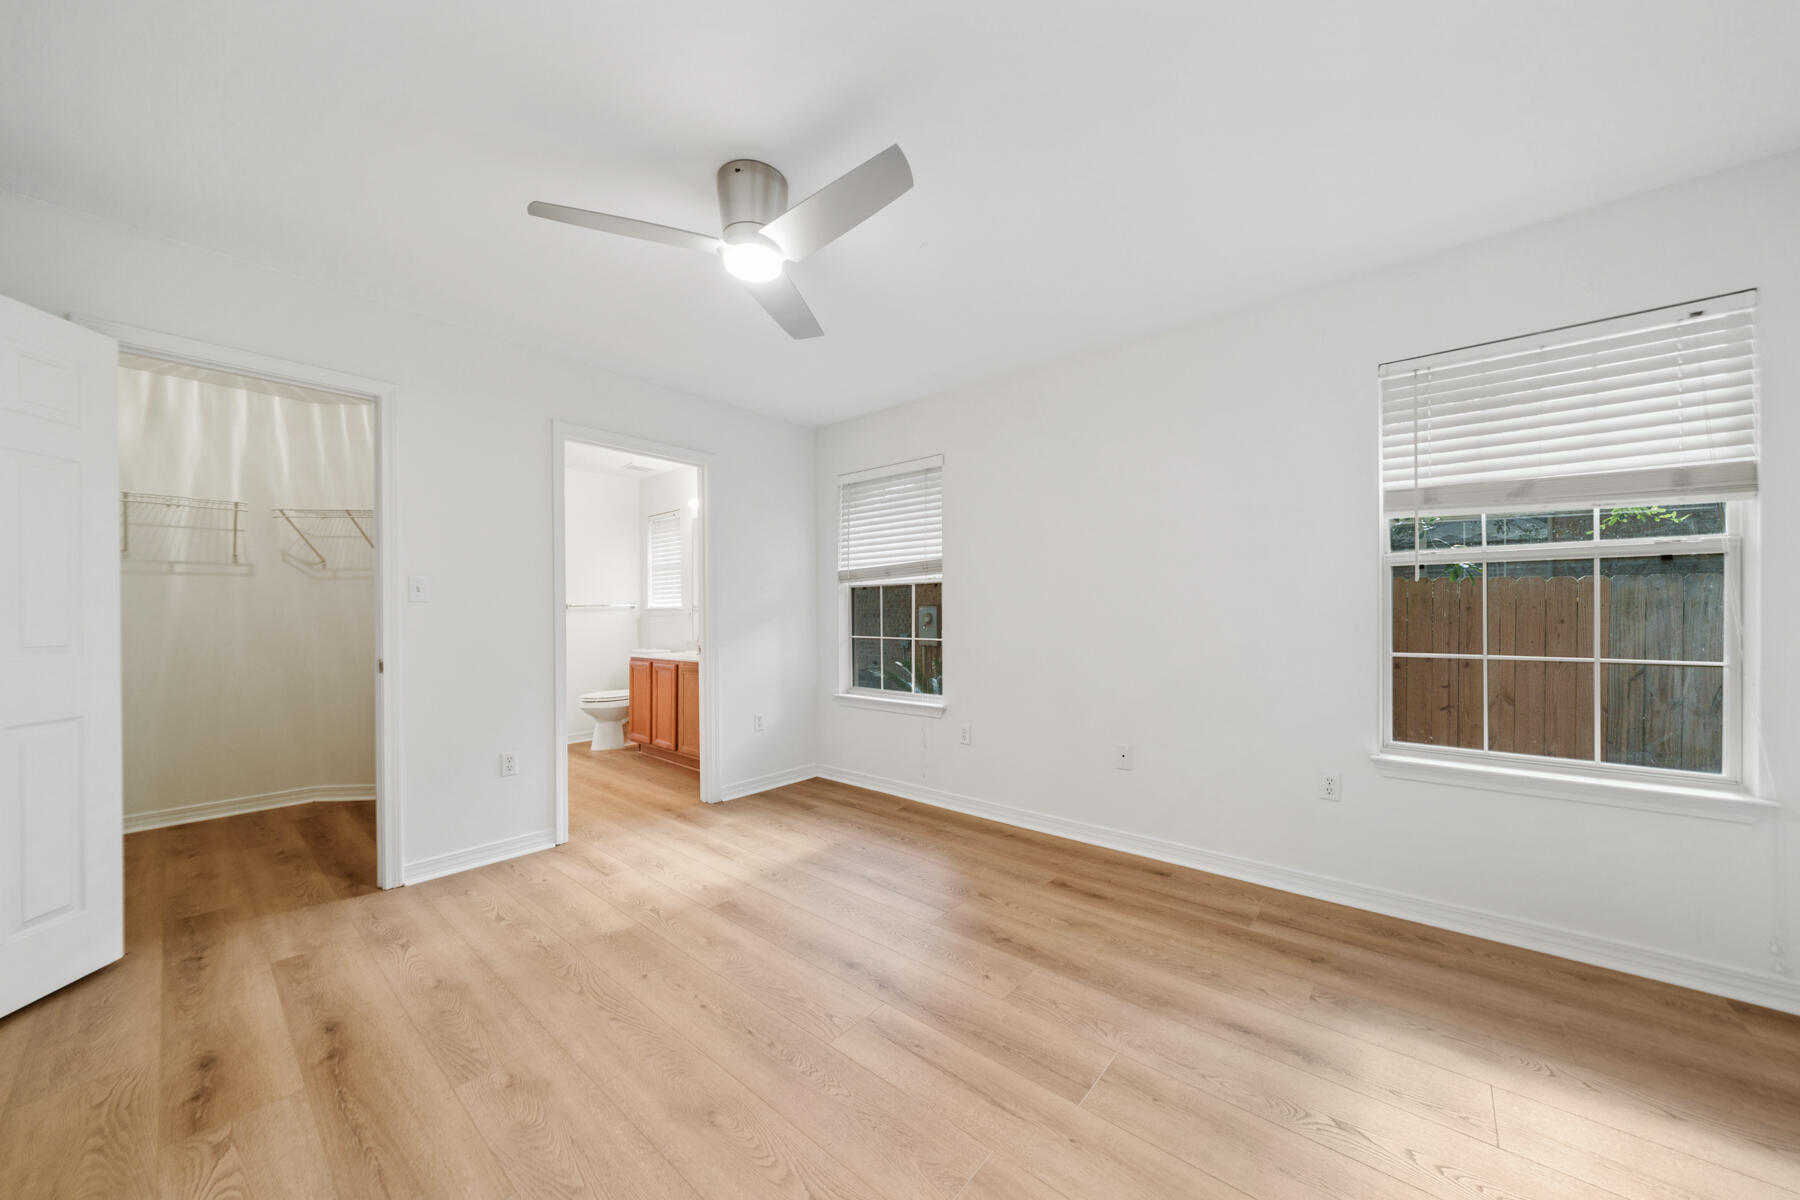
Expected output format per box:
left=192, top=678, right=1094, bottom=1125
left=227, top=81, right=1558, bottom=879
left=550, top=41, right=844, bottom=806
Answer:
left=1381, top=291, right=1758, bottom=515
left=646, top=510, right=682, bottom=609
left=837, top=456, right=943, bottom=583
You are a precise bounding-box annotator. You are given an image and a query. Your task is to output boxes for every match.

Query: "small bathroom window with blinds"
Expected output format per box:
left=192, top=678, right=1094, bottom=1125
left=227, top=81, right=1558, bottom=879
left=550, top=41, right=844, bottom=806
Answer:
left=646, top=510, right=682, bottom=609
left=1379, top=290, right=1758, bottom=781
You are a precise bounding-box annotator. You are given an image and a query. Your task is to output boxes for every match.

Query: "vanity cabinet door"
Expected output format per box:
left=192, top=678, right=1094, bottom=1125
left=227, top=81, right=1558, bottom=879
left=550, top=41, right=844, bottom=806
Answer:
left=650, top=660, right=679, bottom=750
left=676, top=661, right=700, bottom=758
left=627, top=658, right=652, bottom=744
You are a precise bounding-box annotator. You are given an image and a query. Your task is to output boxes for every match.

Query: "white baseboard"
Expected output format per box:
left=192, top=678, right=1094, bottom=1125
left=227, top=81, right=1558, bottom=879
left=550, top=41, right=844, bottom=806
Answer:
left=402, top=830, right=557, bottom=885
left=815, top=765, right=1800, bottom=1017
left=123, top=783, right=376, bottom=833
left=720, top=763, right=820, bottom=802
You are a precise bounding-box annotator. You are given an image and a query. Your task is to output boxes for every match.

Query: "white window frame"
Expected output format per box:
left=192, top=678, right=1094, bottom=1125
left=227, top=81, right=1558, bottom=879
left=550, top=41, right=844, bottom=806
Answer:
left=837, top=575, right=946, bottom=714
left=645, top=509, right=682, bottom=610
left=1373, top=501, right=1771, bottom=820
left=834, top=456, right=946, bottom=715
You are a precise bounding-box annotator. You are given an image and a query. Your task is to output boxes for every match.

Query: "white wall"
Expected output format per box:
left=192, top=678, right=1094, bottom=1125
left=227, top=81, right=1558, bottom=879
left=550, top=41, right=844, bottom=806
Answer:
left=564, top=467, right=640, bottom=744
left=816, top=150, right=1800, bottom=1013
left=638, top=465, right=702, bottom=651
left=0, top=188, right=818, bottom=880
left=120, top=367, right=375, bottom=822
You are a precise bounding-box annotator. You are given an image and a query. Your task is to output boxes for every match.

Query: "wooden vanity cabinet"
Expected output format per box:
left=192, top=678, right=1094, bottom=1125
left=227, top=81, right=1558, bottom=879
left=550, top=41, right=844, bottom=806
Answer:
left=628, top=656, right=699, bottom=770
left=626, top=658, right=652, bottom=744
left=676, top=661, right=700, bottom=758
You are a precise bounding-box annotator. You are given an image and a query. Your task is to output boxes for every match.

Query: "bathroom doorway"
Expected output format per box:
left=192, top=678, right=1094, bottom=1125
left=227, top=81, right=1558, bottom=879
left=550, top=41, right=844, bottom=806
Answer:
left=552, top=424, right=716, bottom=842
left=88, top=319, right=401, bottom=888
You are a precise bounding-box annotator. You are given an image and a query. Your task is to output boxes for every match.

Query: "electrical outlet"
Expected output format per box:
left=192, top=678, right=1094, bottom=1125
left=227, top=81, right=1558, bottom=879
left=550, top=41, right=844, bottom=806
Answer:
left=959, top=724, right=972, bottom=746
left=753, top=714, right=765, bottom=732
left=500, top=751, right=517, bottom=777
left=1114, top=744, right=1133, bottom=771
left=1321, top=773, right=1341, bottom=801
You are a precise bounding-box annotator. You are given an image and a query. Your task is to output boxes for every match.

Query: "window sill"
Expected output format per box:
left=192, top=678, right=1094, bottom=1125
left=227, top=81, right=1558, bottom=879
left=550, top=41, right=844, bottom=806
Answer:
left=834, top=692, right=947, bottom=717
left=1371, top=750, right=1777, bottom=823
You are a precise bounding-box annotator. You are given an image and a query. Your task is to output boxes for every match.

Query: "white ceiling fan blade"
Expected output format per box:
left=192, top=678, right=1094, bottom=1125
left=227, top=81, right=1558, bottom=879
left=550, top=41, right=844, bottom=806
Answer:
left=759, top=144, right=912, bottom=262
left=527, top=201, right=719, bottom=253
left=745, top=274, right=824, bottom=339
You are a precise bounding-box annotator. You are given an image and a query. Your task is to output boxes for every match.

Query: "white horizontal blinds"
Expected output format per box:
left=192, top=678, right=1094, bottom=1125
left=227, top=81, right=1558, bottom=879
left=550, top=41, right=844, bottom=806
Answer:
left=838, top=456, right=943, bottom=583
left=1381, top=292, right=1758, bottom=513
left=646, top=511, right=682, bottom=608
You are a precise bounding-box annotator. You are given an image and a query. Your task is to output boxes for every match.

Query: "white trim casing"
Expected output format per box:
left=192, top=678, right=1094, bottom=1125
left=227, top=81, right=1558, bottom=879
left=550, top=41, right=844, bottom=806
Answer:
left=73, top=316, right=406, bottom=888
left=1375, top=502, right=1753, bottom=794
left=1371, top=751, right=1774, bottom=822
left=402, top=830, right=556, bottom=885
left=833, top=692, right=946, bottom=717
left=814, top=765, right=1800, bottom=1017
left=838, top=574, right=946, bottom=710
left=837, top=454, right=944, bottom=486
left=720, top=764, right=820, bottom=801
left=123, top=784, right=377, bottom=833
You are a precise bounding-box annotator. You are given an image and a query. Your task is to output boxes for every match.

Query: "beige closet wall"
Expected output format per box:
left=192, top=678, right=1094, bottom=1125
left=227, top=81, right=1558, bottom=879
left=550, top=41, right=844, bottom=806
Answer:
left=119, top=363, right=376, bottom=825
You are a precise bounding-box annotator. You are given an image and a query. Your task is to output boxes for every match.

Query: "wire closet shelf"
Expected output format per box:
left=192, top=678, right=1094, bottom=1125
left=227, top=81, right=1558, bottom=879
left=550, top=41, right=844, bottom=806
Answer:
left=120, top=491, right=250, bottom=565
left=273, top=507, right=375, bottom=574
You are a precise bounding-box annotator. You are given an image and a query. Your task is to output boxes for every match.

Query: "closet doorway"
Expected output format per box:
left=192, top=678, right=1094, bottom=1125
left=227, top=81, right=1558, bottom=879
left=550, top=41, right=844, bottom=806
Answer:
left=88, top=320, right=402, bottom=888
left=551, top=423, right=717, bottom=843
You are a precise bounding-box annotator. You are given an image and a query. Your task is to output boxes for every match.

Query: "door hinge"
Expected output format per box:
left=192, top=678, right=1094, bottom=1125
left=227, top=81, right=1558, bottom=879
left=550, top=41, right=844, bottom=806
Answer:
left=378, top=658, right=384, bottom=674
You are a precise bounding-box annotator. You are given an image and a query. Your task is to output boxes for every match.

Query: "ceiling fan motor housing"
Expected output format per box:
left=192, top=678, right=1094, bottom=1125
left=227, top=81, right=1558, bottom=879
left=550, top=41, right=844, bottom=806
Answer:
left=717, top=159, right=787, bottom=246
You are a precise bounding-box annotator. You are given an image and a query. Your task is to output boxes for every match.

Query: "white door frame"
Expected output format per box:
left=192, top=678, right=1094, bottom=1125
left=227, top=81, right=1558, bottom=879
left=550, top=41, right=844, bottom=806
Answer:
left=73, top=317, right=405, bottom=888
left=552, top=421, right=719, bottom=840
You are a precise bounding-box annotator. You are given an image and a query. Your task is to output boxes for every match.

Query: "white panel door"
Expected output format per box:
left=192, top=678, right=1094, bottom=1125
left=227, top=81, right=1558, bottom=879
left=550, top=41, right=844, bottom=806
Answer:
left=0, top=294, right=121, bottom=1017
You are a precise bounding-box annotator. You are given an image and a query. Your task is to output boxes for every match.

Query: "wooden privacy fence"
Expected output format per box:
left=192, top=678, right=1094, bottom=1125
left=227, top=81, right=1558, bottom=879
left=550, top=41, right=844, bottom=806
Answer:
left=1392, top=572, right=1724, bottom=772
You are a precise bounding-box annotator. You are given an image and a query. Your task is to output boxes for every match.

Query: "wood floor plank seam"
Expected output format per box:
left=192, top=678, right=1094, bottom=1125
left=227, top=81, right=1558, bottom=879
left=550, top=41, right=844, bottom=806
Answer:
left=1099, top=1041, right=1629, bottom=1200
left=1072, top=1050, right=1117, bottom=1111
left=933, top=895, right=1504, bottom=1143
left=947, top=1152, right=993, bottom=1200
left=1301, top=985, right=1800, bottom=1193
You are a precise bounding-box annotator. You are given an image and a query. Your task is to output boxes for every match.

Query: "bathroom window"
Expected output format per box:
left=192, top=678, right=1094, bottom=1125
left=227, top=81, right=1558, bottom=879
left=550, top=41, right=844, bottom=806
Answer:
left=646, top=510, right=682, bottom=609
left=837, top=456, right=944, bottom=706
left=1379, top=293, right=1757, bottom=786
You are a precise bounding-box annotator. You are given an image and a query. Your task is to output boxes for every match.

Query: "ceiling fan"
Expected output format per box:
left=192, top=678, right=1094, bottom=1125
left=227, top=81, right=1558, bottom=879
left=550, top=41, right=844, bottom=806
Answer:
left=529, top=144, right=913, bottom=339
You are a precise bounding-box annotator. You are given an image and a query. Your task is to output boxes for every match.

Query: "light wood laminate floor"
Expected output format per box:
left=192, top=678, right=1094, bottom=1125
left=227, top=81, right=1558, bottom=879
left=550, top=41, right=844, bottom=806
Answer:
left=3, top=745, right=1798, bottom=1198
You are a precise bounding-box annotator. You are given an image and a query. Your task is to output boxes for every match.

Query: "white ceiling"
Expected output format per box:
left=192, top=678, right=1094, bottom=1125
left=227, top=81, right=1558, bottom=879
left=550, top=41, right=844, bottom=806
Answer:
left=6, top=2, right=1800, bottom=426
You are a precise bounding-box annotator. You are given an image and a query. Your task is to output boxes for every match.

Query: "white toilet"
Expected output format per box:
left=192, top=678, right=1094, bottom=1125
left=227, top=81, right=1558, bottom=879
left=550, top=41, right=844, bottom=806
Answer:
left=578, top=688, right=631, bottom=750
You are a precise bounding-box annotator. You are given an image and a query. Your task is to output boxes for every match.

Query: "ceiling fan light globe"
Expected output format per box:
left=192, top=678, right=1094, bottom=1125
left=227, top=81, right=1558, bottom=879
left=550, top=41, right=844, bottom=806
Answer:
left=720, top=240, right=785, bottom=283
